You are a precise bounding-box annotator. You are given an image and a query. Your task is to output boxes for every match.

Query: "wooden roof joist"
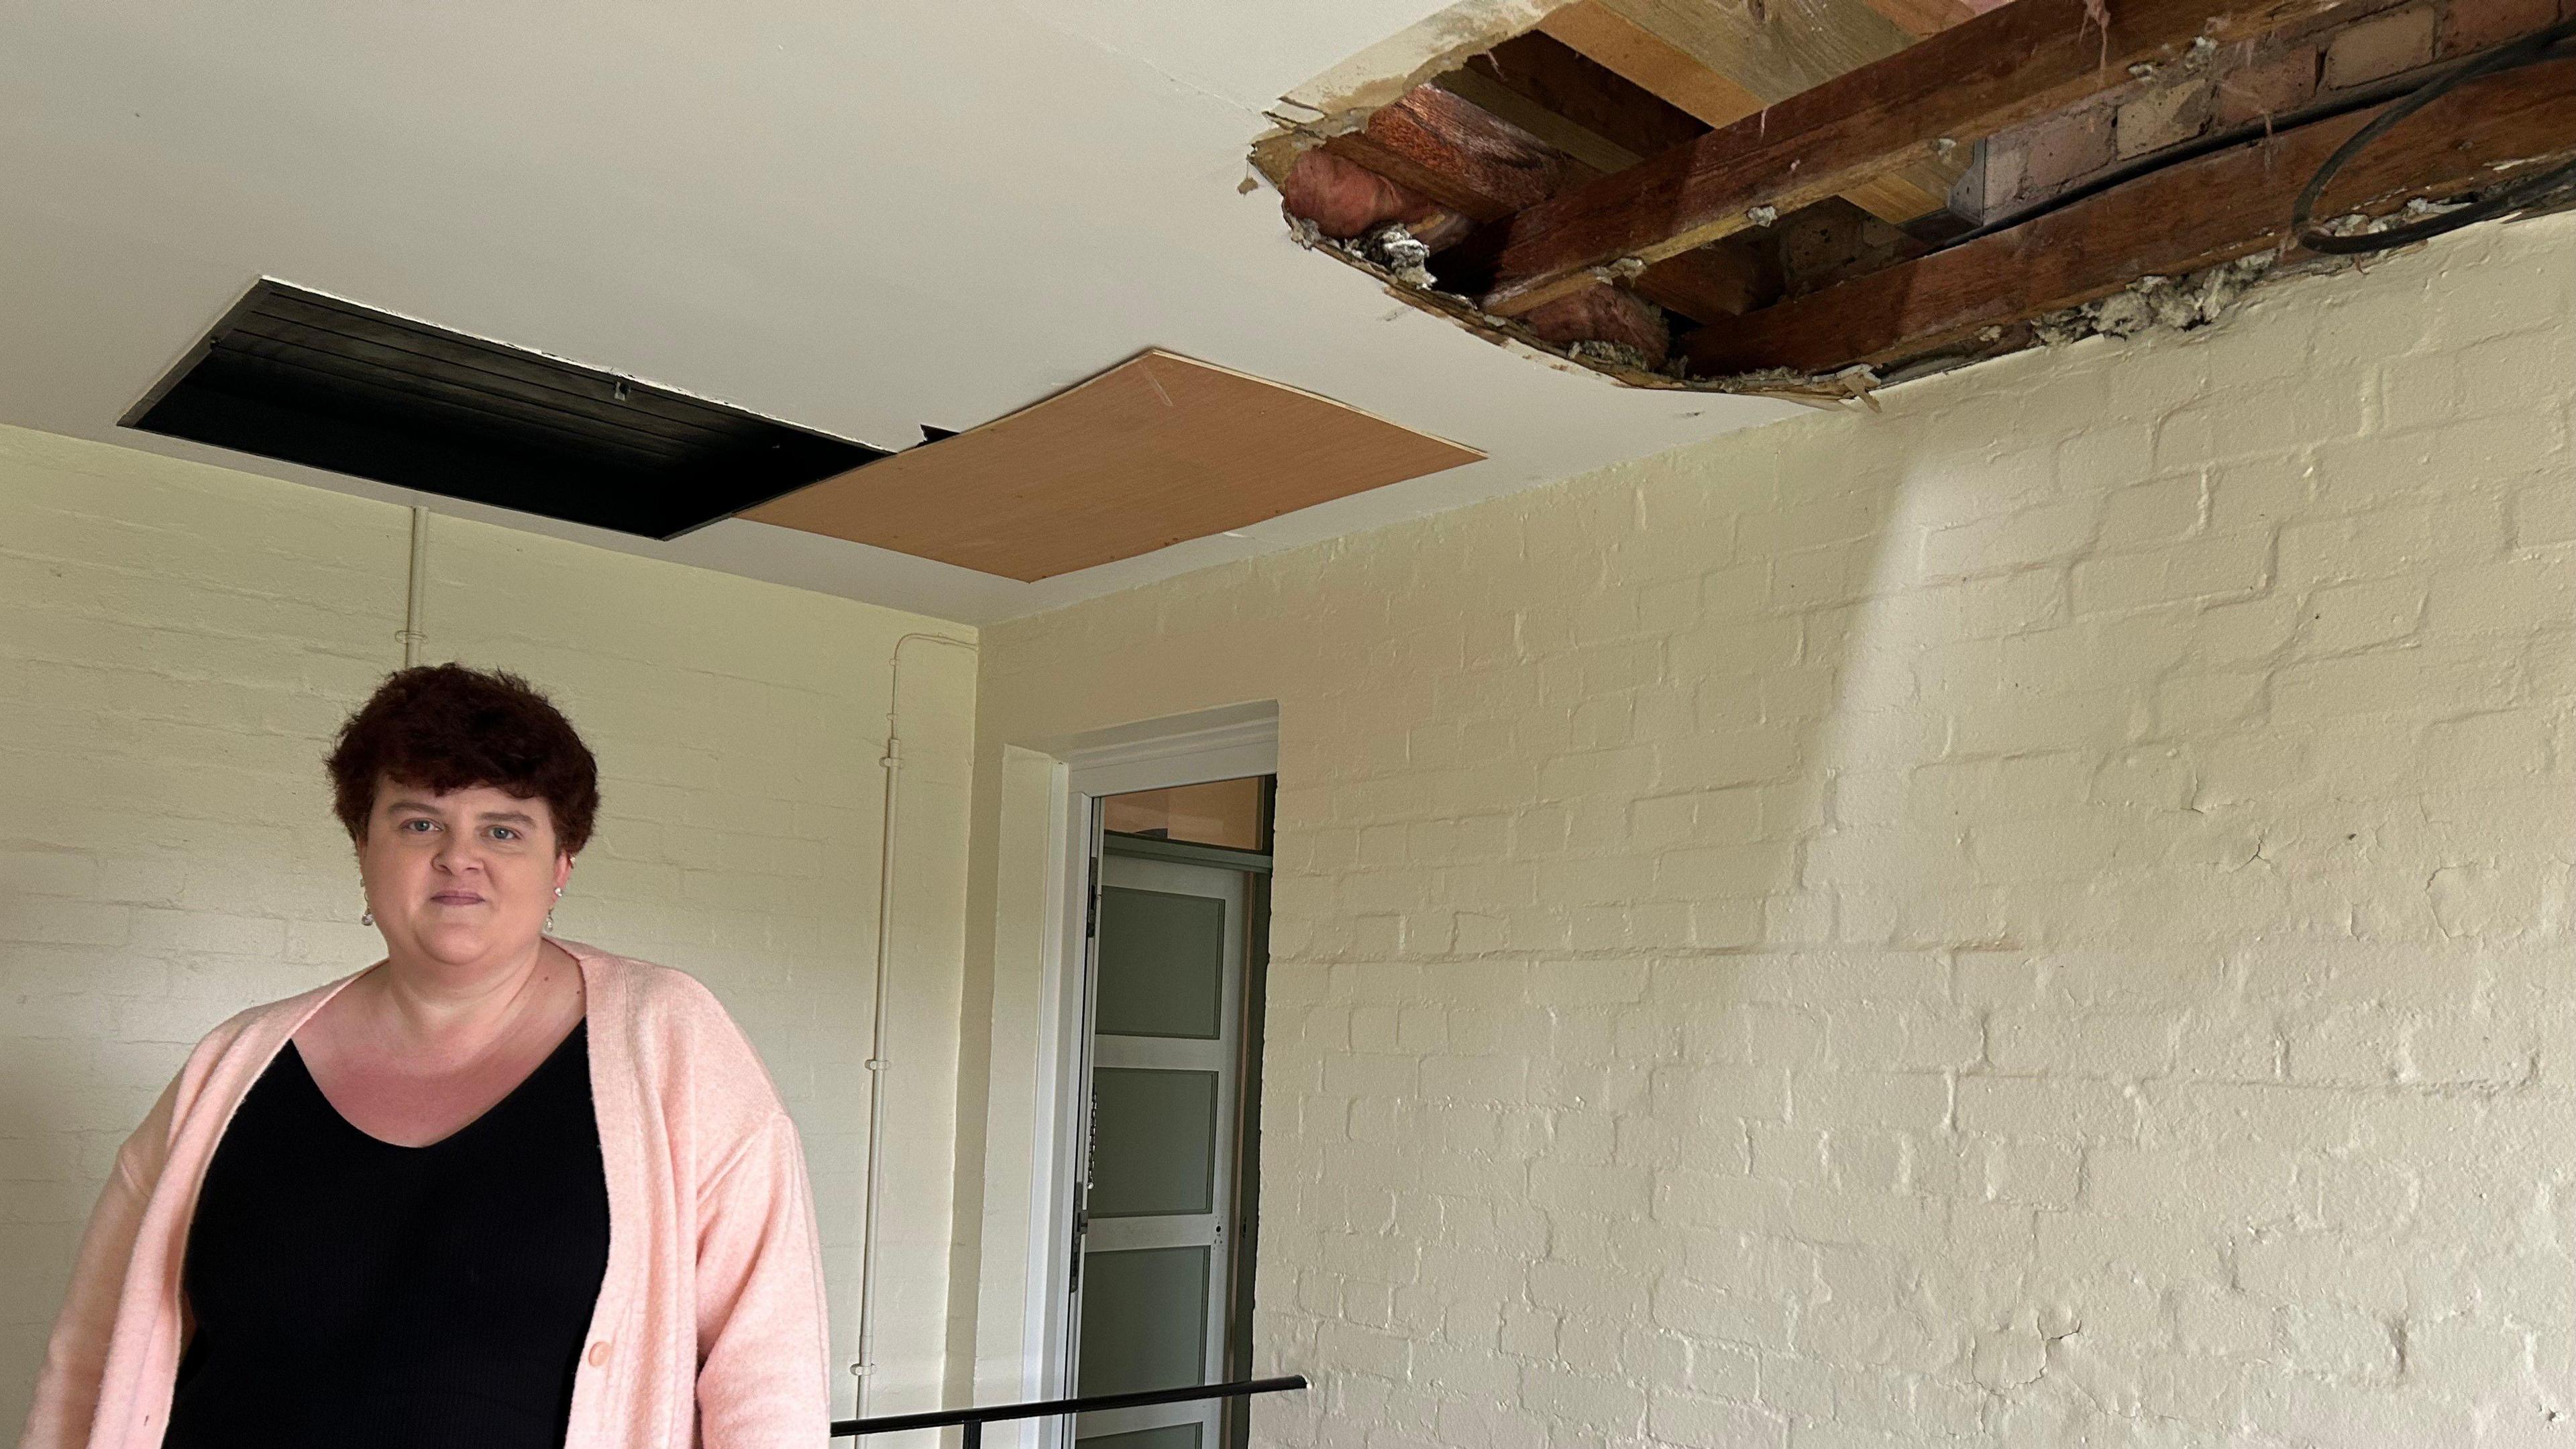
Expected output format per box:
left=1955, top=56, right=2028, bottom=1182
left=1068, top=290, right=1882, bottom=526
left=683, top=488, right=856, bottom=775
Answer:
left=1316, top=80, right=1778, bottom=329
left=1537, top=0, right=1979, bottom=225
left=1263, top=0, right=2576, bottom=395
left=1434, top=31, right=1711, bottom=174
left=1474, top=0, right=2368, bottom=317
left=1682, top=58, right=2576, bottom=375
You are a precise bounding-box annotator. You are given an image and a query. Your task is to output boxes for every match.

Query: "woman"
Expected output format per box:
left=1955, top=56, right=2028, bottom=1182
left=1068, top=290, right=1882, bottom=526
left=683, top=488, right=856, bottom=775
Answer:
left=19, top=664, right=829, bottom=1449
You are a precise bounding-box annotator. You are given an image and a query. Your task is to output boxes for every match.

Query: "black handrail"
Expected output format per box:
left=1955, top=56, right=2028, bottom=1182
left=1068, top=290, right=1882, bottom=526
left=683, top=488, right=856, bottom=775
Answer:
left=834, top=1374, right=1307, bottom=1444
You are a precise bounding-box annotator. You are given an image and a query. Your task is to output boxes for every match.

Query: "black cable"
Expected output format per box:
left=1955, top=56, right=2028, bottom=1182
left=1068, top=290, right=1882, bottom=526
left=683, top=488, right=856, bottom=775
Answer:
left=1930, top=66, right=2433, bottom=255
left=2292, top=17, right=2576, bottom=254
left=1916, top=23, right=2576, bottom=265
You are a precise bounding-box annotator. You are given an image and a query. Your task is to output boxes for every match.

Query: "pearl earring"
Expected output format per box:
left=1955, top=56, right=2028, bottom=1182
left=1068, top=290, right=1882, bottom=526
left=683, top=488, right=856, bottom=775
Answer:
left=547, top=885, right=562, bottom=933
left=360, top=908, right=375, bottom=927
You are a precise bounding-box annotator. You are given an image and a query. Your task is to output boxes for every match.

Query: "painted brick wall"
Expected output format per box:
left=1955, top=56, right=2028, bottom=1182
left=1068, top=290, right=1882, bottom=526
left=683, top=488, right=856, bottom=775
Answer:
left=0, top=425, right=978, bottom=1429
left=974, top=215, right=2576, bottom=1446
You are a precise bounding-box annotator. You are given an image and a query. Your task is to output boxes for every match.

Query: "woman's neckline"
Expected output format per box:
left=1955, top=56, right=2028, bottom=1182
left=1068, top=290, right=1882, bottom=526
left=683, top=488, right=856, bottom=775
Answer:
left=282, top=1019, right=587, bottom=1151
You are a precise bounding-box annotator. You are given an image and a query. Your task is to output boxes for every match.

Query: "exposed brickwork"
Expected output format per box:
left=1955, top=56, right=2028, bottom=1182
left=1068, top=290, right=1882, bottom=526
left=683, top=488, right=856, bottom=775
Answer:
left=2213, top=44, right=2323, bottom=125
left=2017, top=107, right=2115, bottom=197
left=0, top=432, right=978, bottom=1428
left=2325, top=4, right=2438, bottom=85
left=1971, top=0, right=2555, bottom=224
left=2114, top=78, right=2214, bottom=160
left=2441, top=0, right=2559, bottom=54
left=1776, top=201, right=1923, bottom=301
left=981, top=215, right=2576, bottom=1448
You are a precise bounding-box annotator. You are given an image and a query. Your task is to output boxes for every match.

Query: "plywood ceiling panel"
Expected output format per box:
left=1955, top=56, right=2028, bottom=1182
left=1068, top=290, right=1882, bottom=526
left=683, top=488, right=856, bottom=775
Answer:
left=739, top=350, right=1483, bottom=582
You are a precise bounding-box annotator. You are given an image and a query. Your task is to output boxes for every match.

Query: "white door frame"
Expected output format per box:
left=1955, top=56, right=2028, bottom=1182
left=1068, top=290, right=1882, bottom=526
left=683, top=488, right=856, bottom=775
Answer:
left=1020, top=704, right=1278, bottom=1444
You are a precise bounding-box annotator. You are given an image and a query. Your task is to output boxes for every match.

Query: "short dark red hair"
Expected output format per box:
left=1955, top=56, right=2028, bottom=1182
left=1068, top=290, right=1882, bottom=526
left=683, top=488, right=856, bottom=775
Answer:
left=326, top=664, right=600, bottom=854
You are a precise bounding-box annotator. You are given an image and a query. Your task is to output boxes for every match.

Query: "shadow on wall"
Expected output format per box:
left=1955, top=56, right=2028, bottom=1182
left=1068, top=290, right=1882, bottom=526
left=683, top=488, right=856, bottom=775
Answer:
left=1231, top=224, right=2576, bottom=1448
left=0, top=934, right=193, bottom=1435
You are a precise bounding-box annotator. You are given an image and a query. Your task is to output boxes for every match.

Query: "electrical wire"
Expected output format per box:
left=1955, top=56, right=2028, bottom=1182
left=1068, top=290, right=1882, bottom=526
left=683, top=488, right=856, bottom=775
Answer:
left=1928, top=70, right=2425, bottom=255
left=2292, top=16, right=2576, bottom=254
left=1917, top=23, right=2576, bottom=265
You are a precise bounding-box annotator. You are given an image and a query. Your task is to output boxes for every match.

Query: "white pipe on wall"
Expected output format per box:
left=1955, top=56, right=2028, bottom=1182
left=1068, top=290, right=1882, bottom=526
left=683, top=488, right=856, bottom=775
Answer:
left=384, top=507, right=971, bottom=1410
left=852, top=630, right=977, bottom=1416
left=399, top=506, right=430, bottom=667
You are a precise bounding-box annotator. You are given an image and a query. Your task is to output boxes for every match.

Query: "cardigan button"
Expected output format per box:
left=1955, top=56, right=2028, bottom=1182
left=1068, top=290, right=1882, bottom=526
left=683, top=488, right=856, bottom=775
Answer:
left=588, top=1341, right=611, bottom=1367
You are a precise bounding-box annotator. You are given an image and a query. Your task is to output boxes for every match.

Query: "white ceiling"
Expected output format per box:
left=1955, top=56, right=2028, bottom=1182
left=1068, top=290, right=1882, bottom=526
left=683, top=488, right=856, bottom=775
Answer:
left=1, top=0, right=1801, bottom=626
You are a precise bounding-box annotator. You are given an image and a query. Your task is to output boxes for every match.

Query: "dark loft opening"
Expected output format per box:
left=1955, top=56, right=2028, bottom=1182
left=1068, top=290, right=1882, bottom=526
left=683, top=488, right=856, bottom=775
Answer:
left=123, top=280, right=885, bottom=539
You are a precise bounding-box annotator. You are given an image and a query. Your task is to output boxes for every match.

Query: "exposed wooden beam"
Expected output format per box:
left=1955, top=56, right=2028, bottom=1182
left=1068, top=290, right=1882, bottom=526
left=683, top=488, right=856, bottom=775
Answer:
left=1538, top=3, right=1965, bottom=221
left=1840, top=166, right=1974, bottom=233
left=1677, top=58, right=2576, bottom=376
left=1436, top=64, right=1649, bottom=173
left=1859, top=0, right=1986, bottom=39
left=1598, top=0, right=1919, bottom=109
left=1578, top=0, right=1971, bottom=221
left=1328, top=79, right=1781, bottom=323
left=1631, top=244, right=1782, bottom=318
left=1479, top=0, right=2365, bottom=316
left=1536, top=3, right=1766, bottom=129
left=1438, top=32, right=1711, bottom=174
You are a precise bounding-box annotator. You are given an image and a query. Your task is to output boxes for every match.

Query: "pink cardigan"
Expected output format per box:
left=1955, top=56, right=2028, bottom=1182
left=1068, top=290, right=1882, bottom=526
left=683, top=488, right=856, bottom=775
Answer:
left=17, top=943, right=831, bottom=1449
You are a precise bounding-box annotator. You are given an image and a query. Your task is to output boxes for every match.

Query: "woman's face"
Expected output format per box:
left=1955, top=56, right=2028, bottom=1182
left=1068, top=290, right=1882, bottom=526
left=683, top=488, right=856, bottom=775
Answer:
left=358, top=776, right=572, bottom=967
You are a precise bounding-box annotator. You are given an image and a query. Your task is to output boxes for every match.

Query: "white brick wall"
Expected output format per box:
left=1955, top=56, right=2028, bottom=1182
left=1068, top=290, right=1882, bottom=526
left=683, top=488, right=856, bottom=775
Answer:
left=973, top=217, right=2576, bottom=1446
left=0, top=427, right=978, bottom=1428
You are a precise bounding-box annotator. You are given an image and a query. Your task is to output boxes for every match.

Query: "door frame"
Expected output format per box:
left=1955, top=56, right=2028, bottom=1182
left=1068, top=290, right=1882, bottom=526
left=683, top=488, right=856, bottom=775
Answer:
left=1022, top=706, right=1278, bottom=1444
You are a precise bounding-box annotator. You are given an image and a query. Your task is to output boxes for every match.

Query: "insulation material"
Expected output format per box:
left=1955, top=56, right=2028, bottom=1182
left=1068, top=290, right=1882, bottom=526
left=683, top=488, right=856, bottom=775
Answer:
left=739, top=351, right=1483, bottom=582
left=1521, top=283, right=1671, bottom=366
left=1279, top=150, right=1469, bottom=246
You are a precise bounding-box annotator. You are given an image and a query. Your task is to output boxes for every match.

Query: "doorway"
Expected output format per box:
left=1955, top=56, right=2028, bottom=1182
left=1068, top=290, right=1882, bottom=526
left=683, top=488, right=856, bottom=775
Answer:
left=1066, top=776, right=1272, bottom=1449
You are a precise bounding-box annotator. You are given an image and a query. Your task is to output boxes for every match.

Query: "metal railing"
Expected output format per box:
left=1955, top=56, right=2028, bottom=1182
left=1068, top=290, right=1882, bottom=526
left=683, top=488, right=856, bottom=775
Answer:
left=834, top=1374, right=1308, bottom=1446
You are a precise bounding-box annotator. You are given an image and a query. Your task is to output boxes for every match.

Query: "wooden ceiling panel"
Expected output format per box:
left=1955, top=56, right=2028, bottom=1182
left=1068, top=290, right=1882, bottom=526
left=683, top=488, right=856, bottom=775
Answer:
left=1542, top=0, right=1970, bottom=223
left=739, top=351, right=1483, bottom=582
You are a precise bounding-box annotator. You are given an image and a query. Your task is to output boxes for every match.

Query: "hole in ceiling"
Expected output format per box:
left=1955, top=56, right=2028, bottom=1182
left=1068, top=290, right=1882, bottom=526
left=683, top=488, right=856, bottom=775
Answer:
left=123, top=279, right=886, bottom=539
left=1252, top=0, right=2576, bottom=400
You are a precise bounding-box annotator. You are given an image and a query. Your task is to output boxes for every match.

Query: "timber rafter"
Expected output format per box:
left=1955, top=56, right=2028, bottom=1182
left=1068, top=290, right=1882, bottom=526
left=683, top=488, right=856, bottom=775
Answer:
left=1260, top=0, right=2576, bottom=392
left=1474, top=0, right=2363, bottom=316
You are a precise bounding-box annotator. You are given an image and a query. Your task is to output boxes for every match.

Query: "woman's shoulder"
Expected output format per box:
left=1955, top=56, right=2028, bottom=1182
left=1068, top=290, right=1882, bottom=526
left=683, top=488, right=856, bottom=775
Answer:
left=562, top=945, right=802, bottom=1170
left=130, top=973, right=358, bottom=1163
left=191, top=973, right=353, bottom=1068
left=561, top=943, right=783, bottom=1096
left=570, top=943, right=737, bottom=1027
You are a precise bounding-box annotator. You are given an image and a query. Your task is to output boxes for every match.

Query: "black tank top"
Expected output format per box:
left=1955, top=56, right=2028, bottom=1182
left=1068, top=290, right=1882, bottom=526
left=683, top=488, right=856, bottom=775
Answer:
left=166, top=1022, right=611, bottom=1449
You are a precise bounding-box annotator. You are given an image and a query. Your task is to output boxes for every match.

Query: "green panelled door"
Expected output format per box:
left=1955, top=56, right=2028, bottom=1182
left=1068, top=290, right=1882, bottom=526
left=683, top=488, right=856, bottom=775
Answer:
left=1071, top=851, right=1246, bottom=1449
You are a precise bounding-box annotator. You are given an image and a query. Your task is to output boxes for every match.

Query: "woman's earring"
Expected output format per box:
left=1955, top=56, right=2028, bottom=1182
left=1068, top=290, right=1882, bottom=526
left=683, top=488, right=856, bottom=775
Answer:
left=360, top=908, right=375, bottom=927
left=547, top=885, right=561, bottom=933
